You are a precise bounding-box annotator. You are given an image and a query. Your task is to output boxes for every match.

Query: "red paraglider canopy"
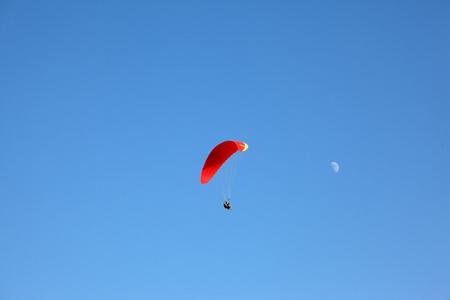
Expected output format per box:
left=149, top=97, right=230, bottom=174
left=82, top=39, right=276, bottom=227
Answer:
left=201, top=141, right=248, bottom=184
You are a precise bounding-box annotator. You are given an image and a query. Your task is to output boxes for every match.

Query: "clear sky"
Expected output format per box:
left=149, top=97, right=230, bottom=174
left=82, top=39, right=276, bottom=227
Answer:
left=1, top=1, right=449, bottom=299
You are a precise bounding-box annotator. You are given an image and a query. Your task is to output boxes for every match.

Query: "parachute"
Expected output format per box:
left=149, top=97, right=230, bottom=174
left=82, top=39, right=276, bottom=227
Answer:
left=201, top=141, right=248, bottom=201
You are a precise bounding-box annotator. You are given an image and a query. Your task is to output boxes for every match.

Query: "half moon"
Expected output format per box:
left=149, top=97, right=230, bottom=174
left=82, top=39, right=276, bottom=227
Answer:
left=330, top=162, right=339, bottom=173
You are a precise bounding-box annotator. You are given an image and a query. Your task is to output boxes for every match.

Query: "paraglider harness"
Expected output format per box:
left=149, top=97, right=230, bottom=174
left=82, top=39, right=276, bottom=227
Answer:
left=223, top=200, right=232, bottom=210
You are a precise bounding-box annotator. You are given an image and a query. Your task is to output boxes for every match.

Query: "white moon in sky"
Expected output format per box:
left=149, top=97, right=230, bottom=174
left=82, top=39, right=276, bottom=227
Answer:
left=330, top=162, right=339, bottom=173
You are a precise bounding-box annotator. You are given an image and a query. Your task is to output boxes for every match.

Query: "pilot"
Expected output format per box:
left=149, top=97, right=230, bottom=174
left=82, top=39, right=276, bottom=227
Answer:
left=223, top=201, right=232, bottom=210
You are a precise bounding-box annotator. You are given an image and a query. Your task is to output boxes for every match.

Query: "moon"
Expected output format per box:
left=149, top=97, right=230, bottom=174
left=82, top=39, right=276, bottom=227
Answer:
left=330, top=162, right=339, bottom=173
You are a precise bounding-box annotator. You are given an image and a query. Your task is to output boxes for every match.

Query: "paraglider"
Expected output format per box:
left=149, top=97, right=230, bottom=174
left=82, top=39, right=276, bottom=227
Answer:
left=223, top=200, right=232, bottom=210
left=201, top=141, right=248, bottom=210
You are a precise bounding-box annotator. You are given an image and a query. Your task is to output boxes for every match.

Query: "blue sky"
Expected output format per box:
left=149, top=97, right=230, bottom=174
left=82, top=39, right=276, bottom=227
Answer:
left=1, top=1, right=449, bottom=299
